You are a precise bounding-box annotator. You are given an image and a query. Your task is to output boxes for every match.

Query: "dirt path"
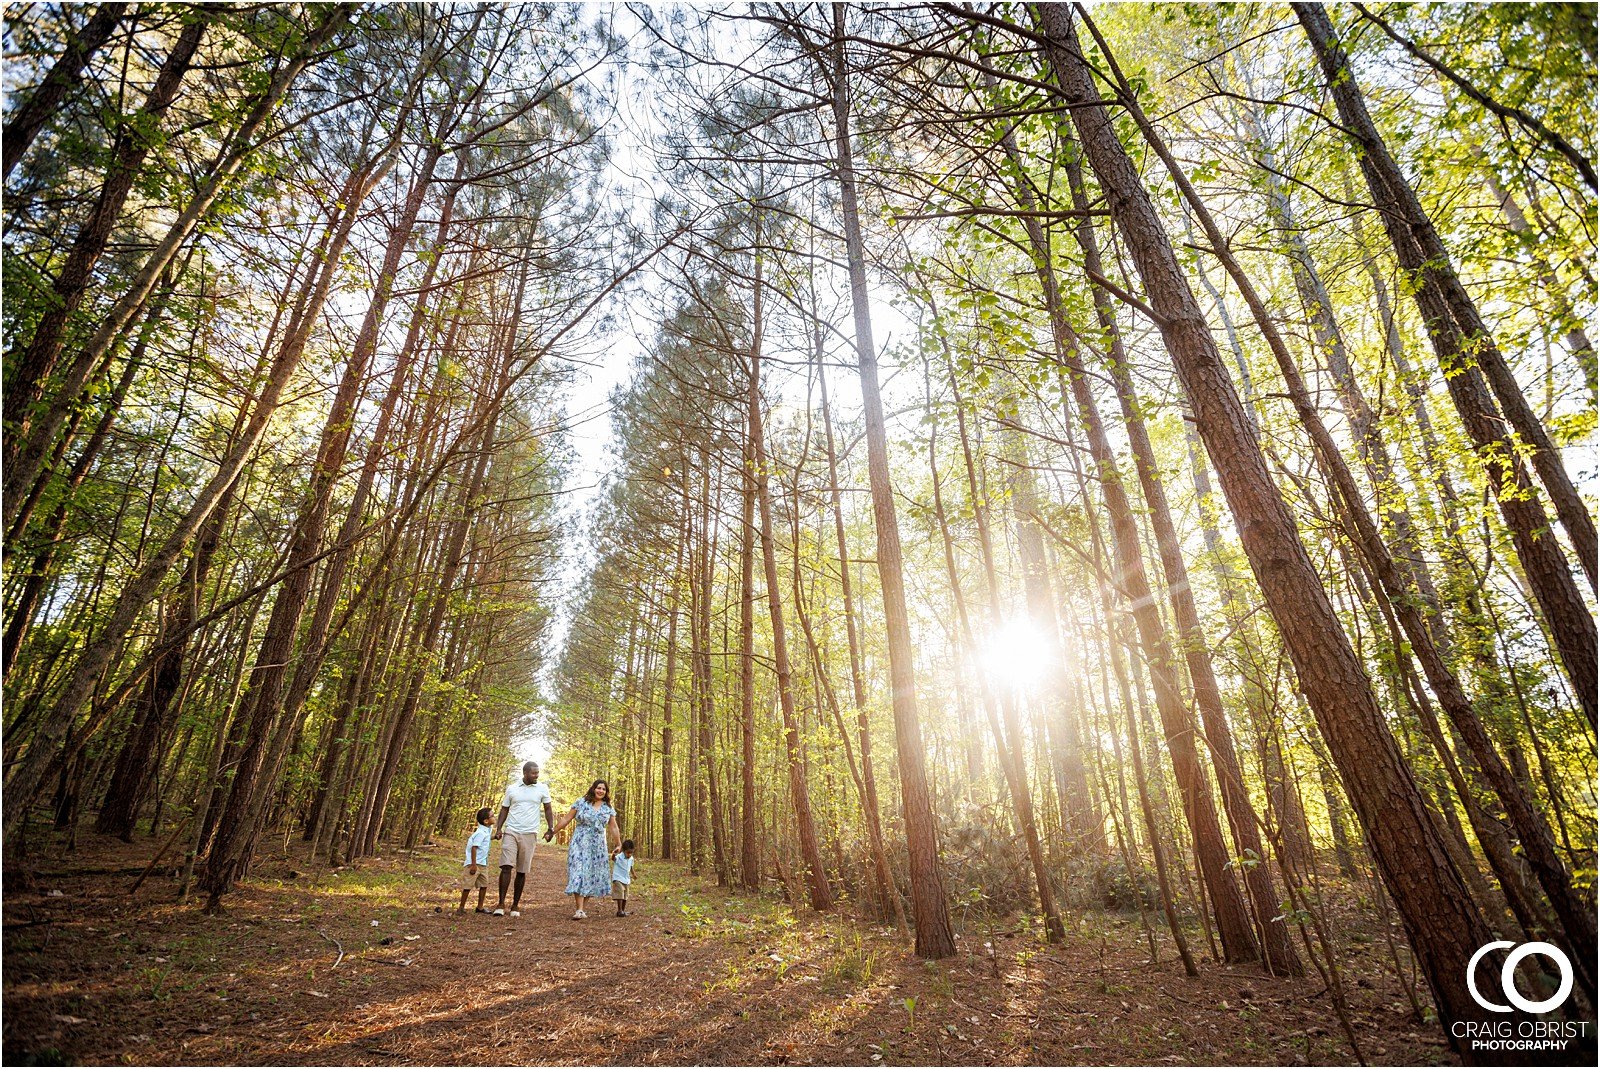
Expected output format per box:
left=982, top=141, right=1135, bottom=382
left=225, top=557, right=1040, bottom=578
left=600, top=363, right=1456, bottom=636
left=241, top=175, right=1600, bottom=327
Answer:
left=4, top=835, right=1459, bottom=1065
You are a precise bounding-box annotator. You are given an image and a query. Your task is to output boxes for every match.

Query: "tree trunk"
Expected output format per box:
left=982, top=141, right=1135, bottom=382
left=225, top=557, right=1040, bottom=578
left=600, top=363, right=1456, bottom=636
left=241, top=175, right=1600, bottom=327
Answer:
left=3, top=310, right=152, bottom=675
left=830, top=3, right=954, bottom=959
left=1072, top=226, right=1300, bottom=973
left=738, top=394, right=761, bottom=891
left=691, top=455, right=730, bottom=885
left=815, top=321, right=900, bottom=921
left=95, top=478, right=234, bottom=840
left=1481, top=167, right=1594, bottom=397
left=659, top=502, right=685, bottom=861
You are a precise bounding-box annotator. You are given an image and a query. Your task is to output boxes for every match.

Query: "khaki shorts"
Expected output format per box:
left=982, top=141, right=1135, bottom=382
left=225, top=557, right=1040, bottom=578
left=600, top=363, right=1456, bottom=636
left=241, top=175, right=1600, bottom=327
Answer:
left=461, top=865, right=489, bottom=890
left=498, top=830, right=539, bottom=874
left=612, top=880, right=628, bottom=898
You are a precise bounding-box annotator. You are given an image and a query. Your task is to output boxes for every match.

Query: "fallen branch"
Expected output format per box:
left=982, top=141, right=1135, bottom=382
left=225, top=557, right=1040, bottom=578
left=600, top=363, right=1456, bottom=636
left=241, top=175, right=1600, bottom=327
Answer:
left=316, top=929, right=344, bottom=969
left=130, top=815, right=194, bottom=896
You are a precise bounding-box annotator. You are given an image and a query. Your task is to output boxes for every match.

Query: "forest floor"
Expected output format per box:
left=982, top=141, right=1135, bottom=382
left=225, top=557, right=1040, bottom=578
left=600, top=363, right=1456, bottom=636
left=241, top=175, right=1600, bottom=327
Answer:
left=3, top=831, right=1458, bottom=1066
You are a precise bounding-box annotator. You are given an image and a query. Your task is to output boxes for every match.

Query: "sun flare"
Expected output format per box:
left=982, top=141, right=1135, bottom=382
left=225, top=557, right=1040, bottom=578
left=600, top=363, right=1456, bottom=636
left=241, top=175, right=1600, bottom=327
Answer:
left=978, top=617, right=1053, bottom=690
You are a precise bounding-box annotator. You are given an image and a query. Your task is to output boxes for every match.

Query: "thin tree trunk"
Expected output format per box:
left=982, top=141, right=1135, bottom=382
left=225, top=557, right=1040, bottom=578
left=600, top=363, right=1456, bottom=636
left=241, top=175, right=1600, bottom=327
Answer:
left=659, top=502, right=685, bottom=861
left=814, top=320, right=900, bottom=921
left=738, top=392, right=761, bottom=891
left=829, top=2, right=954, bottom=959
left=748, top=267, right=832, bottom=911
left=1479, top=167, right=1595, bottom=396
left=1047, top=125, right=1299, bottom=972
left=691, top=454, right=730, bottom=885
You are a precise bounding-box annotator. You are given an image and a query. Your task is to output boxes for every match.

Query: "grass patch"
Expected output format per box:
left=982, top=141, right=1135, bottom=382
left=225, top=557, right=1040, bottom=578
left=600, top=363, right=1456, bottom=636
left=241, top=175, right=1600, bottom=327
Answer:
left=823, top=929, right=879, bottom=988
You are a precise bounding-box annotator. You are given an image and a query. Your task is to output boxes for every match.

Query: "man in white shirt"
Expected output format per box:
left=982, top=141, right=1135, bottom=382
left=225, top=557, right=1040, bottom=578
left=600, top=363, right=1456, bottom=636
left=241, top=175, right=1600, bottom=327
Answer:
left=491, top=761, right=554, bottom=917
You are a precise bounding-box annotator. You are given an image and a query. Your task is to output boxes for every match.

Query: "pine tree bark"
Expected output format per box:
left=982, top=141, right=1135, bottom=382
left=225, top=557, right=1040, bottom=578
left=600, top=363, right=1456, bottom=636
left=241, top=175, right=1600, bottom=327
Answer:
left=1092, top=9, right=1596, bottom=1002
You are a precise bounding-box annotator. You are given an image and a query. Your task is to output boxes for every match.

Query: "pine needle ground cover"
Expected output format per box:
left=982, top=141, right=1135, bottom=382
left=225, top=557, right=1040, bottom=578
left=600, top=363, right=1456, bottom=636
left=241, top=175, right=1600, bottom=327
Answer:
left=4, top=836, right=1450, bottom=1066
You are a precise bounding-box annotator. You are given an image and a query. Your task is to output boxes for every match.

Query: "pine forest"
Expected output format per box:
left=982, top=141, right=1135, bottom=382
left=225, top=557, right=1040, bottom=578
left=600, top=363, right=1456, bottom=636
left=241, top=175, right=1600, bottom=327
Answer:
left=2, top=4, right=1595, bottom=1066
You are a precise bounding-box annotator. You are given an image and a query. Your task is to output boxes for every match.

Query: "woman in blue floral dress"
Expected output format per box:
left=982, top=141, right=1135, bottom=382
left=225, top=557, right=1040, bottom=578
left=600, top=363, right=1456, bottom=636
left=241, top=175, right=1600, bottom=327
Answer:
left=553, top=778, right=620, bottom=918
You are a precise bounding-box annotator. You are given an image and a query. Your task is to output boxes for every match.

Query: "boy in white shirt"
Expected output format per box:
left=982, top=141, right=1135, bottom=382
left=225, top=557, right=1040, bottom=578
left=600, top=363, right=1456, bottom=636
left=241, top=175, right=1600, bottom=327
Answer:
left=458, top=807, right=493, bottom=914
left=491, top=761, right=554, bottom=917
left=610, top=838, right=636, bottom=917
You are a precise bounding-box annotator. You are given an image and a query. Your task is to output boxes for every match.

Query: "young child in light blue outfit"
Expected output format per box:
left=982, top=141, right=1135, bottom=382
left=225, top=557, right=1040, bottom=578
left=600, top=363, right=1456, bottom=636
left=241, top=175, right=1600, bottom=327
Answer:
left=610, top=838, right=635, bottom=917
left=458, top=806, right=493, bottom=914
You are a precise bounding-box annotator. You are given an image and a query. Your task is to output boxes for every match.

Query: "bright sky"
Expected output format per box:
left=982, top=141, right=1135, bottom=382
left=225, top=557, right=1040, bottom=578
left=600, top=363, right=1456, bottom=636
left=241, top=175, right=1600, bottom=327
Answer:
left=509, top=5, right=678, bottom=766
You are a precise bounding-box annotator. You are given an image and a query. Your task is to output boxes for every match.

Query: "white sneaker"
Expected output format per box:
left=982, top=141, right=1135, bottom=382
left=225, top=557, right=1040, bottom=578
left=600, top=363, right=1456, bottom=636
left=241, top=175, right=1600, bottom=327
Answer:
left=572, top=910, right=586, bottom=919
left=492, top=908, right=505, bottom=916
left=510, top=910, right=521, bottom=918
